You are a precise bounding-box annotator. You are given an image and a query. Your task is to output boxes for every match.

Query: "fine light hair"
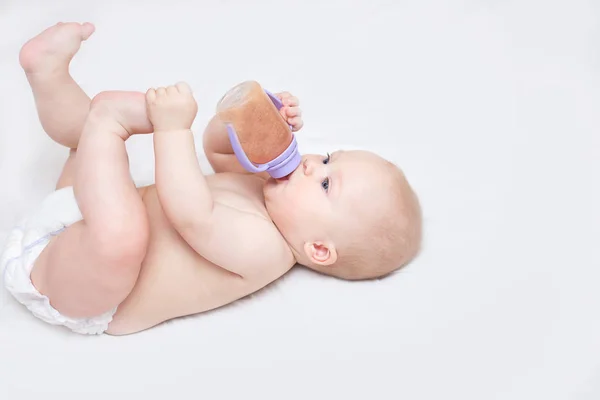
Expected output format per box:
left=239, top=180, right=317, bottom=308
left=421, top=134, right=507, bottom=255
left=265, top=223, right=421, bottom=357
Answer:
left=326, top=160, right=422, bottom=280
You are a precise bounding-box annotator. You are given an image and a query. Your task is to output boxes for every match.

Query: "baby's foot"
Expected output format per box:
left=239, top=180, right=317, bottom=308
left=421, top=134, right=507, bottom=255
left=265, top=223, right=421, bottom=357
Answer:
left=19, top=22, right=95, bottom=76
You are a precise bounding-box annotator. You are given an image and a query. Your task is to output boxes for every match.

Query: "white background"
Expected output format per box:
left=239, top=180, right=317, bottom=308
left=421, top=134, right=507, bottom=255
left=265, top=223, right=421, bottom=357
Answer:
left=0, top=0, right=598, bottom=399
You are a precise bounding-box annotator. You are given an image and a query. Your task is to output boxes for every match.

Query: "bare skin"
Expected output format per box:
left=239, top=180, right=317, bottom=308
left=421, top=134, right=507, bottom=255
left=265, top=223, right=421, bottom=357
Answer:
left=17, top=22, right=419, bottom=334
left=23, top=23, right=295, bottom=335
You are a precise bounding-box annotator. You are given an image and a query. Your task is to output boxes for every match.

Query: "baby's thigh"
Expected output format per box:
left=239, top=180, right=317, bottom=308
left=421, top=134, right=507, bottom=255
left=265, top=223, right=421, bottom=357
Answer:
left=31, top=219, right=145, bottom=319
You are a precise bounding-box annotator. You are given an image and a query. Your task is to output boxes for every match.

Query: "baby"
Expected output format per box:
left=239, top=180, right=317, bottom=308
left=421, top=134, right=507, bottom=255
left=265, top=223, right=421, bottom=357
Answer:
left=0, top=22, right=422, bottom=335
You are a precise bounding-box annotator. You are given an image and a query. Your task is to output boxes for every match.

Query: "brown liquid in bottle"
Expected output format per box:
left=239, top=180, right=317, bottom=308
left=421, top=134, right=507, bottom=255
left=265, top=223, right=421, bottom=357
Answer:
left=216, top=81, right=292, bottom=165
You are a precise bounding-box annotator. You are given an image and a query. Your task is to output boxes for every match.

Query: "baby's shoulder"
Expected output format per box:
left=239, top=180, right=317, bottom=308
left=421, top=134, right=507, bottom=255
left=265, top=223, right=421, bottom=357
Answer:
left=207, top=172, right=267, bottom=213
left=208, top=171, right=265, bottom=195
left=205, top=173, right=294, bottom=278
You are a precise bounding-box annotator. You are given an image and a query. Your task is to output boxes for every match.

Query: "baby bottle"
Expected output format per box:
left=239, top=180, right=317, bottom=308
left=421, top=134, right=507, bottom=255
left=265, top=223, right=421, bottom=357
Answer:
left=216, top=80, right=301, bottom=179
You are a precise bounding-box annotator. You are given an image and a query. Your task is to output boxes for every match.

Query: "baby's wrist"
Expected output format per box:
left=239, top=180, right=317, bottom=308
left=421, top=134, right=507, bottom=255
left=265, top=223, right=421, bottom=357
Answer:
left=154, top=128, right=192, bottom=135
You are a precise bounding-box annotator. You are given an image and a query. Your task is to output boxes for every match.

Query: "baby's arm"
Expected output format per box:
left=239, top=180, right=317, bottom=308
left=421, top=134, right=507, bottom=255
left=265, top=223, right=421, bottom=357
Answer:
left=147, top=83, right=291, bottom=280
left=147, top=83, right=214, bottom=226
left=203, top=91, right=303, bottom=175
left=202, top=115, right=256, bottom=176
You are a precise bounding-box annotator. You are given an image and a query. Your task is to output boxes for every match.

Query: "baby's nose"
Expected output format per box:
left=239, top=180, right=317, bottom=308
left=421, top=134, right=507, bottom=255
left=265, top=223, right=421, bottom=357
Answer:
left=303, top=158, right=320, bottom=176
left=302, top=159, right=311, bottom=175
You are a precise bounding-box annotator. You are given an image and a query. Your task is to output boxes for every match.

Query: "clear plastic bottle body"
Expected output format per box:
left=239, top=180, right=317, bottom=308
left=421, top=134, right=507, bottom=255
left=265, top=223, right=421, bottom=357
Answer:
left=216, top=81, right=292, bottom=165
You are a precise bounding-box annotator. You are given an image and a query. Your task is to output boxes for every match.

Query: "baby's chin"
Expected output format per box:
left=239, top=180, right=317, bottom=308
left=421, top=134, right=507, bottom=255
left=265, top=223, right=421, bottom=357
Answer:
left=263, top=176, right=282, bottom=197
left=263, top=175, right=293, bottom=209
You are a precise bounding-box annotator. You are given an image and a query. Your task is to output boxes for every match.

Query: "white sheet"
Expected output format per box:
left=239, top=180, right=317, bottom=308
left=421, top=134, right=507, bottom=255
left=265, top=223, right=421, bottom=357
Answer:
left=0, top=0, right=598, bottom=398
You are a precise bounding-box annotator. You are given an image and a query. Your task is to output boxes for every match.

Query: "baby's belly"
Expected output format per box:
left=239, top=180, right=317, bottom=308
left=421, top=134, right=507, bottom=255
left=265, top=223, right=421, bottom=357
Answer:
left=106, top=186, right=251, bottom=335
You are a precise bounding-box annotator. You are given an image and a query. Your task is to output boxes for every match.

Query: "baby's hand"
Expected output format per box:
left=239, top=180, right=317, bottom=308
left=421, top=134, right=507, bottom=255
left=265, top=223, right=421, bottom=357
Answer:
left=146, top=82, right=198, bottom=132
left=275, top=91, right=303, bottom=132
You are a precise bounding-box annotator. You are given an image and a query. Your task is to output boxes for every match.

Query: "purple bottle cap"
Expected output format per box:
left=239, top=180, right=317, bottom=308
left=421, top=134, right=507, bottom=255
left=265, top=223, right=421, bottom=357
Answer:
left=227, top=88, right=302, bottom=179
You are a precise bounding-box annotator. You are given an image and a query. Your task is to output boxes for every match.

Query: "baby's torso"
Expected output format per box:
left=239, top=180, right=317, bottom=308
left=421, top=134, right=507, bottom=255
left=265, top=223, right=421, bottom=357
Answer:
left=106, top=173, right=293, bottom=335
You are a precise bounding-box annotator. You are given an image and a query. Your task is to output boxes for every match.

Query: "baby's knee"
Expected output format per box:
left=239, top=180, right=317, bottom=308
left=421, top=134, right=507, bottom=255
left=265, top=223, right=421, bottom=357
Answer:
left=89, top=91, right=121, bottom=118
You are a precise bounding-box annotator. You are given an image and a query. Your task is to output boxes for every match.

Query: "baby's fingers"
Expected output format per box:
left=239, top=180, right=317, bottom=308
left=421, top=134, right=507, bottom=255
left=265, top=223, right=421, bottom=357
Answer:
left=275, top=92, right=299, bottom=107
left=284, top=106, right=302, bottom=118
left=166, top=85, right=178, bottom=96
left=283, top=95, right=299, bottom=107
left=146, top=88, right=156, bottom=104
left=176, top=81, right=192, bottom=94
left=288, top=117, right=304, bottom=132
left=279, top=106, right=302, bottom=127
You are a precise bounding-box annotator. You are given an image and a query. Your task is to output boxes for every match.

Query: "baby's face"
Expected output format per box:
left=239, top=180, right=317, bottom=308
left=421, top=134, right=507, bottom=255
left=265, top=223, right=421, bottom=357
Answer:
left=264, top=150, right=383, bottom=254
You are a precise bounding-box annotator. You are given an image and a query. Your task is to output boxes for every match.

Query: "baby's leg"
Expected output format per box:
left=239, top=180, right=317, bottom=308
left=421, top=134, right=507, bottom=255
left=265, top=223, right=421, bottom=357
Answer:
left=20, top=22, right=94, bottom=149
left=31, top=92, right=154, bottom=318
left=20, top=22, right=96, bottom=189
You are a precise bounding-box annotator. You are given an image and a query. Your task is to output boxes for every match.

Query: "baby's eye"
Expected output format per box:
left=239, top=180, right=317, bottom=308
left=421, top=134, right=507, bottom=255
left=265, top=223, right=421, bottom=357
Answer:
left=321, top=177, right=330, bottom=192
left=323, top=153, right=331, bottom=164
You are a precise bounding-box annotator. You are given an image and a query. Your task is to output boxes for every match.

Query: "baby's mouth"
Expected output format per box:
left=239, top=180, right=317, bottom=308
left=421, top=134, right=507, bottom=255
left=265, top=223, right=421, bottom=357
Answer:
left=276, top=164, right=301, bottom=182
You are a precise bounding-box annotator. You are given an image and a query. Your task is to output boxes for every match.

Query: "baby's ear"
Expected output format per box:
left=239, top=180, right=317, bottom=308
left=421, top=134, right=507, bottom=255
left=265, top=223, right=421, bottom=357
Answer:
left=304, top=241, right=337, bottom=266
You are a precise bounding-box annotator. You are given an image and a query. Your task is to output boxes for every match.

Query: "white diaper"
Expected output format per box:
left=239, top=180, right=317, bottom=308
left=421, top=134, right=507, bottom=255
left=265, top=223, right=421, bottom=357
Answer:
left=0, top=187, right=116, bottom=335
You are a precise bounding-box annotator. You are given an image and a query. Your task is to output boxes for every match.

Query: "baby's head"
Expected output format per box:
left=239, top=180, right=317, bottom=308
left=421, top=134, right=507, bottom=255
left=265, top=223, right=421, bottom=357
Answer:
left=264, top=150, right=422, bottom=280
